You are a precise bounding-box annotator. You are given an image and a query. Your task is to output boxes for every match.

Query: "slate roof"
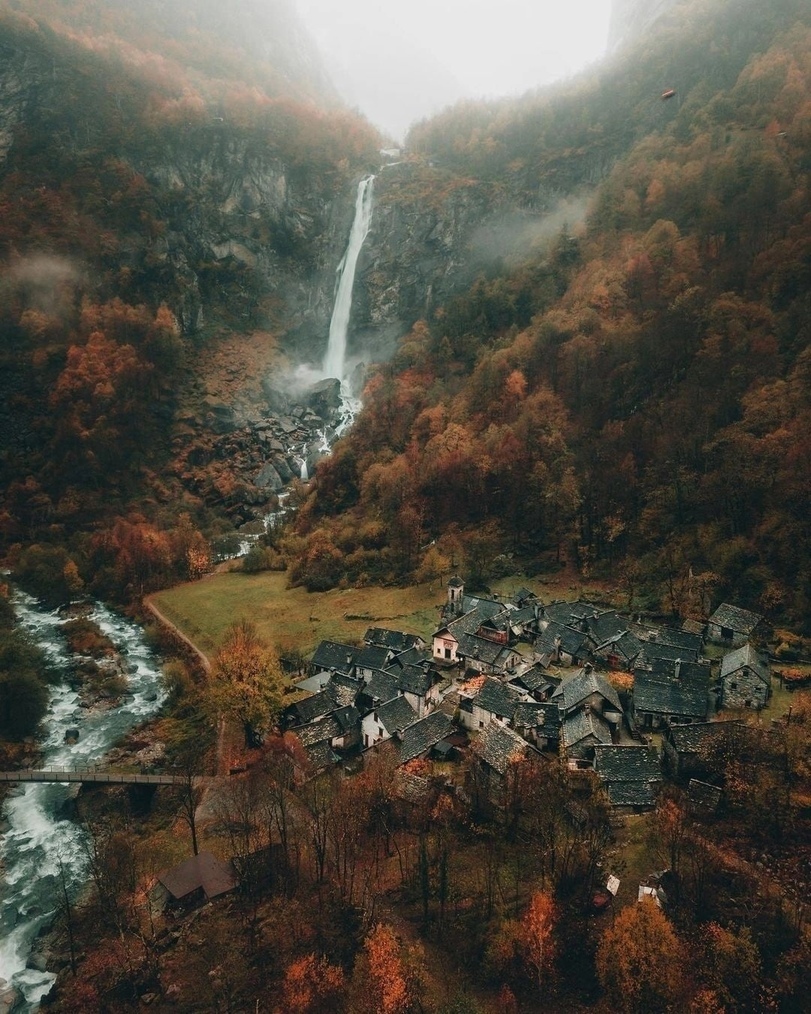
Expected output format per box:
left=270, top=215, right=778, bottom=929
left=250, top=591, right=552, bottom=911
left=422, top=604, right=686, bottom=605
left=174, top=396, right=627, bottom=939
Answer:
left=640, top=658, right=709, bottom=687
left=304, top=740, right=340, bottom=773
left=512, top=702, right=562, bottom=738
left=330, top=673, right=364, bottom=708
left=460, top=595, right=504, bottom=619
left=159, top=852, right=238, bottom=901
left=474, top=677, right=523, bottom=719
left=375, top=695, right=418, bottom=735
left=474, top=721, right=529, bottom=775
left=364, top=628, right=424, bottom=652
left=453, top=630, right=516, bottom=667
left=667, top=721, right=738, bottom=755
left=509, top=605, right=538, bottom=627
left=596, top=630, right=645, bottom=664
left=449, top=602, right=508, bottom=640
left=709, top=603, right=763, bottom=635
left=331, top=705, right=361, bottom=734
left=509, top=663, right=551, bottom=695
left=634, top=624, right=704, bottom=654
left=392, top=662, right=436, bottom=697
left=602, top=780, right=660, bottom=807
left=392, top=646, right=431, bottom=667
left=638, top=641, right=699, bottom=664
left=553, top=669, right=622, bottom=714
left=562, top=709, right=613, bottom=749
left=287, top=688, right=338, bottom=725
left=362, top=670, right=401, bottom=707
left=311, top=640, right=359, bottom=673
left=593, top=745, right=662, bottom=808
left=398, top=712, right=454, bottom=764
left=513, top=587, right=537, bottom=605
left=541, top=600, right=606, bottom=625
left=535, top=620, right=590, bottom=658
left=291, top=714, right=342, bottom=748
left=633, top=671, right=708, bottom=720
left=393, top=770, right=432, bottom=806
left=720, top=643, right=770, bottom=683
left=355, top=644, right=392, bottom=672
left=688, top=779, right=723, bottom=812
left=594, top=745, right=661, bottom=782
left=587, top=610, right=630, bottom=644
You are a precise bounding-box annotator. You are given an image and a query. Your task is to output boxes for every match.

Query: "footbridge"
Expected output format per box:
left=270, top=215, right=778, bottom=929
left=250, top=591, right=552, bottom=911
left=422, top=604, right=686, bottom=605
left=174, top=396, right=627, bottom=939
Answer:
left=0, top=768, right=208, bottom=786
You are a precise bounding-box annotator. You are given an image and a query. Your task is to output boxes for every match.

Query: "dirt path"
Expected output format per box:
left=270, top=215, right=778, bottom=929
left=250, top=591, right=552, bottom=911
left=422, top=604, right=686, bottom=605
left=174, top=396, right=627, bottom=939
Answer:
left=144, top=597, right=211, bottom=673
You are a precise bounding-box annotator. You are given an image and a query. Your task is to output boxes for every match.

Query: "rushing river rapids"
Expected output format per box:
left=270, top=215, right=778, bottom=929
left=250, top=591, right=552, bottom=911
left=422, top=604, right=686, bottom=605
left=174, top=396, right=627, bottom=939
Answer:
left=0, top=591, right=166, bottom=1011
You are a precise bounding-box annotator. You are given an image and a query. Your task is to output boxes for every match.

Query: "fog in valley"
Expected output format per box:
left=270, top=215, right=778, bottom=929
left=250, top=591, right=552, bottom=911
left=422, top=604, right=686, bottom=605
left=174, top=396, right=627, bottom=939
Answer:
left=294, top=0, right=613, bottom=140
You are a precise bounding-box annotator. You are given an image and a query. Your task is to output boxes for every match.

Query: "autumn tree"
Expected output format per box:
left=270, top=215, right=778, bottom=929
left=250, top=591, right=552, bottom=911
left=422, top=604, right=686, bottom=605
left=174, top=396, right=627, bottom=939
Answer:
left=522, top=891, right=557, bottom=992
left=207, top=620, right=284, bottom=747
left=596, top=898, right=687, bottom=1012
left=278, top=953, right=346, bottom=1014
left=348, top=923, right=423, bottom=1014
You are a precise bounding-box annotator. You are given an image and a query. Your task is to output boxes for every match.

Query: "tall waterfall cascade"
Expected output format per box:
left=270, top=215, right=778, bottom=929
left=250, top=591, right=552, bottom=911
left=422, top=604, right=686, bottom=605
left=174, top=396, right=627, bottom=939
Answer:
left=322, top=174, right=375, bottom=386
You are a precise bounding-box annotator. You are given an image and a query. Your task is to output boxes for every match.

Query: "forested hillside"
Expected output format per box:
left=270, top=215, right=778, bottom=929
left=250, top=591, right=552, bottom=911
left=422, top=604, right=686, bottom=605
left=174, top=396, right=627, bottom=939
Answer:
left=295, top=0, right=811, bottom=627
left=0, top=1, right=379, bottom=601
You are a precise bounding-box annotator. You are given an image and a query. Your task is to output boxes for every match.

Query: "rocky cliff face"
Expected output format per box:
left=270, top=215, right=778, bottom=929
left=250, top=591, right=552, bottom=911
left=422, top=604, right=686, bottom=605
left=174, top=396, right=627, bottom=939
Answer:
left=317, top=164, right=508, bottom=368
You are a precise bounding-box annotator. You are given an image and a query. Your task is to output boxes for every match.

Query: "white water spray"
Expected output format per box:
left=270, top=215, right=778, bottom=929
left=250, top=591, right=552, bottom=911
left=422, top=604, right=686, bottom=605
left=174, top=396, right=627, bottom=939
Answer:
left=322, top=175, right=375, bottom=385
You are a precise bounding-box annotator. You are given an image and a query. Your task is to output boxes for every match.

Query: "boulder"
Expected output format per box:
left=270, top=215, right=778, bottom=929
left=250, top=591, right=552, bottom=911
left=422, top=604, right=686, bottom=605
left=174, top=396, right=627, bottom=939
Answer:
left=302, top=377, right=342, bottom=419
left=253, top=463, right=283, bottom=491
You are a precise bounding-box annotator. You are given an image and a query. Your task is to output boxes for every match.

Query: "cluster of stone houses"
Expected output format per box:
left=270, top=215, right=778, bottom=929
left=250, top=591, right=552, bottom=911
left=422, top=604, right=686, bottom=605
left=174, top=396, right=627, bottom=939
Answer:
left=280, top=579, right=773, bottom=811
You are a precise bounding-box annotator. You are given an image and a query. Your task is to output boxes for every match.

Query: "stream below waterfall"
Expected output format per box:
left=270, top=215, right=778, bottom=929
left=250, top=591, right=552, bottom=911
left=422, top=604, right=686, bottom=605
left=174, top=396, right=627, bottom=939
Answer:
left=0, top=591, right=166, bottom=1011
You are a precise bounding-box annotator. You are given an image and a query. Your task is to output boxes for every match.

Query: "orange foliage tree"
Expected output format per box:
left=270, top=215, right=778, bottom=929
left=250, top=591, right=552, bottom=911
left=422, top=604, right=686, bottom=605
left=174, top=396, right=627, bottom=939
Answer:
left=595, top=898, right=686, bottom=1012
left=278, top=953, right=346, bottom=1014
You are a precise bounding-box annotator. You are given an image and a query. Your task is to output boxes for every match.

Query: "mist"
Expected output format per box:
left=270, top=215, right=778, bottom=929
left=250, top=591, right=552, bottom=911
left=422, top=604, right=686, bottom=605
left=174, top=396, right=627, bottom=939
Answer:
left=294, top=0, right=612, bottom=140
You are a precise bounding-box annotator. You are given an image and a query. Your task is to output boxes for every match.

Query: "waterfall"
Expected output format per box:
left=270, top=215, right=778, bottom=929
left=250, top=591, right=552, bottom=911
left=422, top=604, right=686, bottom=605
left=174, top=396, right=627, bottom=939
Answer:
left=322, top=175, right=375, bottom=385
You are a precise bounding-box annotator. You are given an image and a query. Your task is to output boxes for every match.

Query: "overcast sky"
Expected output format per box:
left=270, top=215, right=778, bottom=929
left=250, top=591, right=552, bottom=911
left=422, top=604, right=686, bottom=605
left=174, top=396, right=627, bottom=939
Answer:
left=294, top=0, right=613, bottom=141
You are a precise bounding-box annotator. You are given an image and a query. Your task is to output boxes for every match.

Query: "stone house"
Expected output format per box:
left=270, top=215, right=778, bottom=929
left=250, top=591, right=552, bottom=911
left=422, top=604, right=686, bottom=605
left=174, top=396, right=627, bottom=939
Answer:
left=719, top=642, right=771, bottom=710
left=310, top=640, right=359, bottom=676
left=512, top=702, right=562, bottom=750
left=396, top=712, right=454, bottom=765
left=561, top=708, right=613, bottom=761
left=662, top=720, right=740, bottom=781
left=458, top=676, right=523, bottom=731
left=707, top=604, right=765, bottom=647
left=632, top=659, right=710, bottom=729
left=361, top=694, right=418, bottom=749
left=593, top=745, right=662, bottom=810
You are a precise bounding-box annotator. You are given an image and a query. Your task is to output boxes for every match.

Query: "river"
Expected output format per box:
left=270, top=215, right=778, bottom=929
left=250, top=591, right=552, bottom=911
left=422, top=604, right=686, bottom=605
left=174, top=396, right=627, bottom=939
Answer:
left=0, top=591, right=166, bottom=1011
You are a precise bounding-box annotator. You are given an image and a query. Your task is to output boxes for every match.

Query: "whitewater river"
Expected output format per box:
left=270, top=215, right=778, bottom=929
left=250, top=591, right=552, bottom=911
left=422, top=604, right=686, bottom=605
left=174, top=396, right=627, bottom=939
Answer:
left=0, top=591, right=166, bottom=1010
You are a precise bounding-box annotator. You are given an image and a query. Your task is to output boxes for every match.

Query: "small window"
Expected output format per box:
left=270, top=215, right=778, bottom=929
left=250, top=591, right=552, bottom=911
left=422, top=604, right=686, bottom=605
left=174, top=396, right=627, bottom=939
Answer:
left=745, top=699, right=752, bottom=708
left=479, top=721, right=484, bottom=728
left=730, top=681, right=738, bottom=690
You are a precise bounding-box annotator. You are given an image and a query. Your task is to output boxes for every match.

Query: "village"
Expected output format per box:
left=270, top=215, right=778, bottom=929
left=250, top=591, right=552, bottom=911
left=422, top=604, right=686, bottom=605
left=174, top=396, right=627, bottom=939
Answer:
left=276, top=578, right=775, bottom=820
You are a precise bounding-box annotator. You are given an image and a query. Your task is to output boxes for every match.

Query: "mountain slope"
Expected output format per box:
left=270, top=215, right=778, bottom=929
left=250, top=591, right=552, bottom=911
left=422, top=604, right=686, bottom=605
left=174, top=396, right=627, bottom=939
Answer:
left=295, top=0, right=811, bottom=627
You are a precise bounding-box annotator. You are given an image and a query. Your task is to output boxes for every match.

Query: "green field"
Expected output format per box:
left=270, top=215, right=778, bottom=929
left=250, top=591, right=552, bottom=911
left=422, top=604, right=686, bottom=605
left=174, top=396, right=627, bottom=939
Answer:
left=149, top=571, right=448, bottom=661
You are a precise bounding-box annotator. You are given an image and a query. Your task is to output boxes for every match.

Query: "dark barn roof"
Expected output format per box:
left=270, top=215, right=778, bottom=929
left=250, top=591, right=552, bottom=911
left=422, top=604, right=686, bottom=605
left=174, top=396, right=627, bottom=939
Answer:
left=159, top=852, right=237, bottom=902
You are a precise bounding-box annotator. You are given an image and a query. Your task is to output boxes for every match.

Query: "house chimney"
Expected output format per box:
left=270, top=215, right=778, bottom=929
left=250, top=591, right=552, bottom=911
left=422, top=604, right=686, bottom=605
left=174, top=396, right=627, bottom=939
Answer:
left=674, top=659, right=681, bottom=682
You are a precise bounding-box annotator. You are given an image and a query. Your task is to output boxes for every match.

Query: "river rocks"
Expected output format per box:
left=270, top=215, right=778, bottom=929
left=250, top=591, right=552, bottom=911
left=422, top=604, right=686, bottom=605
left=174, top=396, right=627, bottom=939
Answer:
left=0, top=978, right=23, bottom=1014
left=63, top=728, right=79, bottom=744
